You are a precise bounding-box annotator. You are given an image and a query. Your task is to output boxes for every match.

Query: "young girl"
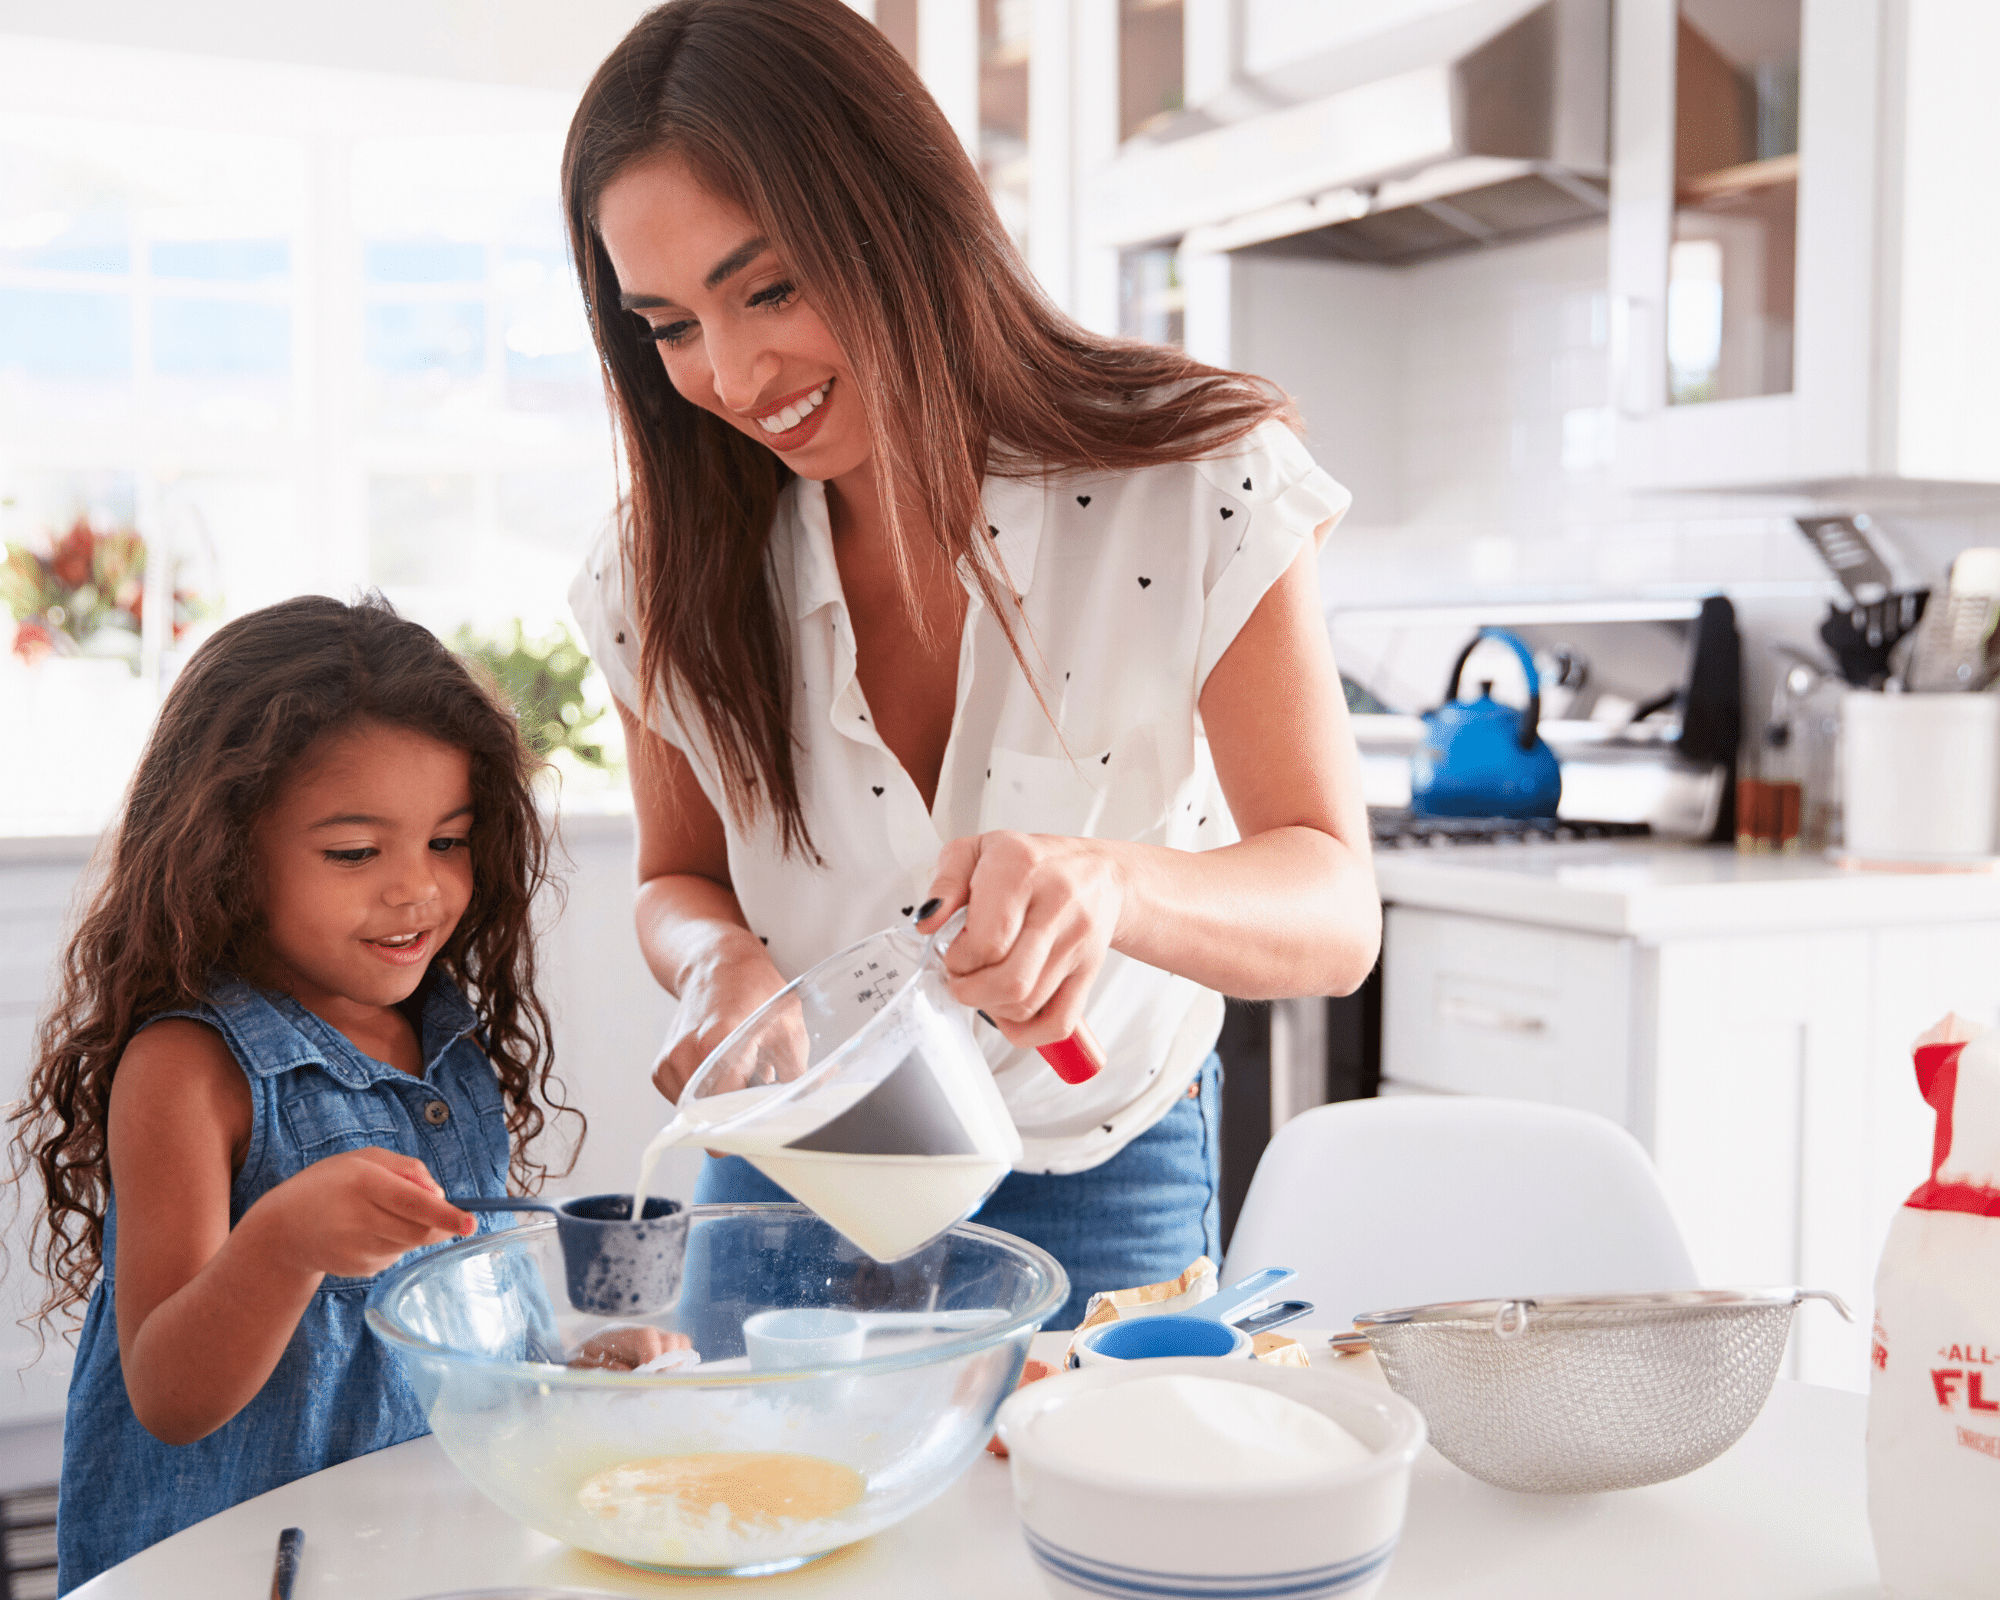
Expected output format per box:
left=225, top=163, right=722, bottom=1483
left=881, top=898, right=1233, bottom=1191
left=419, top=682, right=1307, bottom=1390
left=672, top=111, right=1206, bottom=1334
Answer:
left=563, top=0, right=1378, bottom=1327
left=9, top=594, right=574, bottom=1593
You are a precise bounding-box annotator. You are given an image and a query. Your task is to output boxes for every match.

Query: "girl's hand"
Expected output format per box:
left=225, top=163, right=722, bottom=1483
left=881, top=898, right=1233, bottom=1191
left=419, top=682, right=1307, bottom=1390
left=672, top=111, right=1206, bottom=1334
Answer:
left=569, top=1324, right=695, bottom=1371
left=918, top=831, right=1127, bottom=1049
left=652, top=943, right=797, bottom=1102
left=255, top=1147, right=473, bottom=1280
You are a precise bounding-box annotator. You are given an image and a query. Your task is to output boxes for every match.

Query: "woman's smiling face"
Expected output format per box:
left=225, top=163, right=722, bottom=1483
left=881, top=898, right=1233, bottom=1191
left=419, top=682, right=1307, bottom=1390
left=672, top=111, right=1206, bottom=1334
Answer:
left=596, top=154, right=868, bottom=485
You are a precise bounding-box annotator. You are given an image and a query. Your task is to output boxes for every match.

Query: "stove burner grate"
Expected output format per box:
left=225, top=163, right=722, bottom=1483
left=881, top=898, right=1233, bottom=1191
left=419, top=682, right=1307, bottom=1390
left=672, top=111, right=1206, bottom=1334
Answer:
left=1369, top=812, right=1652, bottom=849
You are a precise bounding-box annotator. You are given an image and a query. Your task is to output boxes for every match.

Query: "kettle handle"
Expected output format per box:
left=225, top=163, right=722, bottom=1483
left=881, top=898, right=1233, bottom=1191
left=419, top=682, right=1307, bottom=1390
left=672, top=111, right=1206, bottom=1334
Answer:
left=1443, top=629, right=1543, bottom=753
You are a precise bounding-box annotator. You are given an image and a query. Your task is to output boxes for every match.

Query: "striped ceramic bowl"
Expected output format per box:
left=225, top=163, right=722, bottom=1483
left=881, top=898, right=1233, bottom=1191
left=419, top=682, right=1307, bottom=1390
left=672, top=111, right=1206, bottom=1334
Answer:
left=994, top=1358, right=1424, bottom=1600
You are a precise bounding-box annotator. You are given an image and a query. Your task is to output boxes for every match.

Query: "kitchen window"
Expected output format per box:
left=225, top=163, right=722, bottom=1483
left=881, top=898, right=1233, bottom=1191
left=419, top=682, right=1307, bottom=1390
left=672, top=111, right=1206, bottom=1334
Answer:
left=0, top=44, right=617, bottom=834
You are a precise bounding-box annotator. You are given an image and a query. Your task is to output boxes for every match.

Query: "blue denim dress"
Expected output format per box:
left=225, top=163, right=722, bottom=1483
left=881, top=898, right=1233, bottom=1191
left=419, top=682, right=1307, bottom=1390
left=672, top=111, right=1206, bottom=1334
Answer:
left=56, top=976, right=511, bottom=1594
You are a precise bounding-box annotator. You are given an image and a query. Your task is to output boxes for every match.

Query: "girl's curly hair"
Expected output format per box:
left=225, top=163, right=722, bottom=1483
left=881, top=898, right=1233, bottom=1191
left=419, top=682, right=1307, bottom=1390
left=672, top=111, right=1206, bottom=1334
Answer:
left=7, top=593, right=580, bottom=1330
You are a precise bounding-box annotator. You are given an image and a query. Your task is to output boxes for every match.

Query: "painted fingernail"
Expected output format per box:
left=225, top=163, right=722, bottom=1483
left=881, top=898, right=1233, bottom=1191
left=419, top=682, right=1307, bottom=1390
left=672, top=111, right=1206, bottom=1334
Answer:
left=917, top=897, right=942, bottom=920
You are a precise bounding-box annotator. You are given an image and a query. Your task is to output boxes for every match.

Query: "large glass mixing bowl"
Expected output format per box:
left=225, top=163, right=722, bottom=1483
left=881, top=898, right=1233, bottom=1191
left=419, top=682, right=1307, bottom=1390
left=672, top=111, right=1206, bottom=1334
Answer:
left=366, top=1203, right=1066, bottom=1577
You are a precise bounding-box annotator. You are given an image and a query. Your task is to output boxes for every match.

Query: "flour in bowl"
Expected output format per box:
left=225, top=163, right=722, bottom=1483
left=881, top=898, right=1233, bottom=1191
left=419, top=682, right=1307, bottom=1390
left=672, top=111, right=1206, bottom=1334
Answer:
left=1029, top=1375, right=1372, bottom=1487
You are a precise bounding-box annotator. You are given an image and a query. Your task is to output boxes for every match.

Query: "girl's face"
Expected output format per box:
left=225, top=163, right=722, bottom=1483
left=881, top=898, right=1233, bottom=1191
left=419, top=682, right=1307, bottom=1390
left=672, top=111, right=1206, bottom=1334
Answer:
left=595, top=154, right=870, bottom=489
left=251, top=721, right=475, bottom=1019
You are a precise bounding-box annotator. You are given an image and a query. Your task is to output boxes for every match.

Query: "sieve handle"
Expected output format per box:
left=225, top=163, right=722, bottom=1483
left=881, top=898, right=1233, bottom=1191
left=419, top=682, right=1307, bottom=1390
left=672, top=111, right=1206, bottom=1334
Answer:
left=1492, top=1300, right=1532, bottom=1338
left=1796, top=1288, right=1855, bottom=1322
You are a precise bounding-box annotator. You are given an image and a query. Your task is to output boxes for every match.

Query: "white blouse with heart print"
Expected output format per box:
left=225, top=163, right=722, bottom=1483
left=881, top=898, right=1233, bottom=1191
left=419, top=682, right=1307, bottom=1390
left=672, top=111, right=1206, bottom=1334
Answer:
left=568, top=418, right=1351, bottom=1174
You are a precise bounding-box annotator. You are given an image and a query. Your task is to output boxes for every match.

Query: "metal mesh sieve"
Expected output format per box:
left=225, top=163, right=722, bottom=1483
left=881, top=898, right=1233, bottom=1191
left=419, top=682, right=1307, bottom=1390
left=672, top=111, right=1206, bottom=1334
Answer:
left=1345, top=1289, right=1852, bottom=1494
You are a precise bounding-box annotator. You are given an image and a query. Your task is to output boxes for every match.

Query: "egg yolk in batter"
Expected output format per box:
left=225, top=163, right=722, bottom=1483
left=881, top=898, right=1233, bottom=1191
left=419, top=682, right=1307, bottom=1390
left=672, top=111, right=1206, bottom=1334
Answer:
left=578, top=1452, right=865, bottom=1528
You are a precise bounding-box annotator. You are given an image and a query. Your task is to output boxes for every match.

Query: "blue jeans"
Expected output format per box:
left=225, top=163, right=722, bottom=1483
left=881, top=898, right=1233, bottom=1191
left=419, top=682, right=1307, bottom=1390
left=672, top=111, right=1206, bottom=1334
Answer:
left=693, top=1053, right=1222, bottom=1329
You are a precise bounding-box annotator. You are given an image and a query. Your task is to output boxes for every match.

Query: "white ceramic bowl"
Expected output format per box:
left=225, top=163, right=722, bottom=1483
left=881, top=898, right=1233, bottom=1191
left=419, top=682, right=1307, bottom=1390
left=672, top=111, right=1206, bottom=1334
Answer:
left=995, top=1358, right=1425, bottom=1600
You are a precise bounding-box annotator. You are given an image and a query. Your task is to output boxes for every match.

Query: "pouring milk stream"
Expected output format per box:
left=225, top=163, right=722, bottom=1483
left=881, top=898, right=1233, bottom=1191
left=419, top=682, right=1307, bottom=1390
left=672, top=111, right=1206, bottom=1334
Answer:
left=629, top=909, right=1093, bottom=1262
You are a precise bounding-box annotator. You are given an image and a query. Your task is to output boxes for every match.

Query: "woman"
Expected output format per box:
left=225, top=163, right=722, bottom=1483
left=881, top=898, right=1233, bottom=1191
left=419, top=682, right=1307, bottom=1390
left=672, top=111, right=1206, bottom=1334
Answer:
left=563, top=0, right=1378, bottom=1325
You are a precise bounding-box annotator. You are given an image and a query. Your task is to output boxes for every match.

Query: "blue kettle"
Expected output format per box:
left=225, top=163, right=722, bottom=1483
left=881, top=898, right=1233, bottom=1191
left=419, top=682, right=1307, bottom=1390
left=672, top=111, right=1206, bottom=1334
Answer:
left=1409, top=628, right=1562, bottom=819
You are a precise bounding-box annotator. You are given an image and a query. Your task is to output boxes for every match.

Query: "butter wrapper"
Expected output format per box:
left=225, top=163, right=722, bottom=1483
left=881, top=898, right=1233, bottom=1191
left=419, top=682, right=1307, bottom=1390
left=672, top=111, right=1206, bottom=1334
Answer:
left=1065, top=1256, right=1220, bottom=1365
left=1250, top=1333, right=1310, bottom=1367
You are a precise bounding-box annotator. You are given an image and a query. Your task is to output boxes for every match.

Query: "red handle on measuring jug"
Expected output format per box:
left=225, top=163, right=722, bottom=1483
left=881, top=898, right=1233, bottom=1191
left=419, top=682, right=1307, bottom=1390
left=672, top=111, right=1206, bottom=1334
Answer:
left=1037, top=1022, right=1105, bottom=1085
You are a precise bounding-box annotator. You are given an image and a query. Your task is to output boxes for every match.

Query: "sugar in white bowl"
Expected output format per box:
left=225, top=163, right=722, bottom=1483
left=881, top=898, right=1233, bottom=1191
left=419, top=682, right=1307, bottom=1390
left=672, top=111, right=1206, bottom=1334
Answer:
left=995, top=1358, right=1426, bottom=1600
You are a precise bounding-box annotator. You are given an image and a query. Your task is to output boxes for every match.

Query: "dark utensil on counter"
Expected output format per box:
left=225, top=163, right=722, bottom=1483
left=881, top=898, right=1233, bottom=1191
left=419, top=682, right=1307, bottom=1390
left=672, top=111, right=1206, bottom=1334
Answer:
left=1232, top=1299, right=1314, bottom=1337
left=445, top=1193, right=688, bottom=1316
left=1410, top=628, right=1561, bottom=819
left=269, top=1526, right=303, bottom=1600
left=1796, top=513, right=1930, bottom=687
left=1819, top=592, right=1929, bottom=688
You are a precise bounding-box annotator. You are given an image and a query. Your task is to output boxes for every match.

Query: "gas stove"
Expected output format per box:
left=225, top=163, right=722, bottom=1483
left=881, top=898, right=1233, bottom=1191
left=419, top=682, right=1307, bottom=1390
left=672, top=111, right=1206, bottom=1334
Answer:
left=1369, top=811, right=1652, bottom=849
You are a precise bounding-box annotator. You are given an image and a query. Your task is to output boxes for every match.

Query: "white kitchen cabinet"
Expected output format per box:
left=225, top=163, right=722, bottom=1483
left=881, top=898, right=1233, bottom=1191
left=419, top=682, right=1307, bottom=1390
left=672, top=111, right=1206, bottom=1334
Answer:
left=1382, top=906, right=1636, bottom=1124
left=1608, top=0, right=2000, bottom=491
left=0, top=842, right=94, bottom=1426
left=1378, top=845, right=2000, bottom=1391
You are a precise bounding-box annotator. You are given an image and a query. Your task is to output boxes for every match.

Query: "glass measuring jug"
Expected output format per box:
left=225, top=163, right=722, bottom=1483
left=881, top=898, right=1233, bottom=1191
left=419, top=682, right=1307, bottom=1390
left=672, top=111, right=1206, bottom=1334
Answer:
left=634, top=910, right=1035, bottom=1262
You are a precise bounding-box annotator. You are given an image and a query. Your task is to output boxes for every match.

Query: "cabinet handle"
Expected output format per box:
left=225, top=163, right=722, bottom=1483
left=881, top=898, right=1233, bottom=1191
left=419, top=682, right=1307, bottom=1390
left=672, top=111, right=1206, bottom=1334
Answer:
left=1437, top=995, right=1548, bottom=1035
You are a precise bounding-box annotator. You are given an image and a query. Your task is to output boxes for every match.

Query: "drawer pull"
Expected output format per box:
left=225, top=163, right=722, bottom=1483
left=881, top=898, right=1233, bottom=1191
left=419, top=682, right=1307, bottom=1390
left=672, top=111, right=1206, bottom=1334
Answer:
left=1437, top=995, right=1548, bottom=1034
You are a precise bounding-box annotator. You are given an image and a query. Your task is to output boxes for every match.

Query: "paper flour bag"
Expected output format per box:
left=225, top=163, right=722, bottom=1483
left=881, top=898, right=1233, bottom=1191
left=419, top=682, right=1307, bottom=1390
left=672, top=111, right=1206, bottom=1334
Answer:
left=1868, top=1016, right=2000, bottom=1598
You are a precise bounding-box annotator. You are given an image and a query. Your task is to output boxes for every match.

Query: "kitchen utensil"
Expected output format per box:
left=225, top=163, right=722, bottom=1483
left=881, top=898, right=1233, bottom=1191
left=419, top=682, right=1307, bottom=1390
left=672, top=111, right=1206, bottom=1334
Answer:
left=1232, top=1299, right=1314, bottom=1337
left=365, top=1203, right=1066, bottom=1577
left=269, top=1526, right=302, bottom=1600
left=1409, top=628, right=1561, bottom=819
left=640, top=908, right=1033, bottom=1264
left=1182, top=1265, right=1297, bottom=1323
left=1797, top=513, right=1899, bottom=603
left=443, top=1193, right=687, bottom=1317
left=1072, top=1316, right=1251, bottom=1365
left=1840, top=691, right=2000, bottom=862
left=996, top=1359, right=1424, bottom=1600
left=1067, top=1269, right=1301, bottom=1366
left=742, top=1306, right=1004, bottom=1369
left=1326, top=1287, right=1852, bottom=1493
left=1906, top=547, right=2000, bottom=692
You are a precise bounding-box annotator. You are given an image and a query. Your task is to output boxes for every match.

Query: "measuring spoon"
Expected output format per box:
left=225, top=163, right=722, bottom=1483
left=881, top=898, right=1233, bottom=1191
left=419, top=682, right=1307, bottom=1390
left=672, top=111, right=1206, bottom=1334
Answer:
left=742, top=1306, right=1006, bottom=1369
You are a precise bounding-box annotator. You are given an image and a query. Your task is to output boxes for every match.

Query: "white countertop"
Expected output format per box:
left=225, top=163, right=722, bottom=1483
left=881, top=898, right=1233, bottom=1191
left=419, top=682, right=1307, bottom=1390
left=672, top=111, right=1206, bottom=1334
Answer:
left=1373, top=838, right=2000, bottom=939
left=72, top=1333, right=1877, bottom=1600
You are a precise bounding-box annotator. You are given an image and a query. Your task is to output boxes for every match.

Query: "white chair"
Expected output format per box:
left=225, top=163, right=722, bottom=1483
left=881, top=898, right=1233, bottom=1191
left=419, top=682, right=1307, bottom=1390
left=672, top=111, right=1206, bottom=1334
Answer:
left=1222, top=1096, right=1698, bottom=1327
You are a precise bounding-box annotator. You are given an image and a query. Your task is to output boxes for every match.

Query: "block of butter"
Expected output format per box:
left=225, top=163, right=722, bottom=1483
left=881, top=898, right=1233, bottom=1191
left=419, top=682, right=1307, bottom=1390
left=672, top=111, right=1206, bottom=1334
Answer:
left=1250, top=1332, right=1310, bottom=1367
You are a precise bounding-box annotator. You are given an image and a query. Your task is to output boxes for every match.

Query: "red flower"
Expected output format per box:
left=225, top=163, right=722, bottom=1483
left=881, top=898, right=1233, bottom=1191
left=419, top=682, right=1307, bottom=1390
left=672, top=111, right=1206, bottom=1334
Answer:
left=50, top=520, right=94, bottom=591
left=12, top=619, right=56, bottom=664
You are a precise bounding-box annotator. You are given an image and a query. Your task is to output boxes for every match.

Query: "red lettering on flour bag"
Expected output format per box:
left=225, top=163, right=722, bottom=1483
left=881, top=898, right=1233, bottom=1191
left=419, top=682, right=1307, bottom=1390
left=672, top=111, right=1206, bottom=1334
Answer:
left=1868, top=1015, right=2000, bottom=1598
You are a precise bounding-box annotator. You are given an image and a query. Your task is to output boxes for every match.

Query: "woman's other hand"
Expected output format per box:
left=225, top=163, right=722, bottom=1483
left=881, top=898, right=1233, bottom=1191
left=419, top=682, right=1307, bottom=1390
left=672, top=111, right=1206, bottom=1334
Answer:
left=651, top=945, right=797, bottom=1101
left=619, top=697, right=800, bottom=1102
left=918, top=832, right=1125, bottom=1050
left=254, top=1147, right=473, bottom=1279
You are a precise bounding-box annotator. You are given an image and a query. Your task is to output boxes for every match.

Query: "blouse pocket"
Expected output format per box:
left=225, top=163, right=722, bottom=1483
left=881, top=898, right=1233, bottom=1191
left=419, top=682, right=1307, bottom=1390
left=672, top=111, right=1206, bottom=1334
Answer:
left=981, top=721, right=1171, bottom=842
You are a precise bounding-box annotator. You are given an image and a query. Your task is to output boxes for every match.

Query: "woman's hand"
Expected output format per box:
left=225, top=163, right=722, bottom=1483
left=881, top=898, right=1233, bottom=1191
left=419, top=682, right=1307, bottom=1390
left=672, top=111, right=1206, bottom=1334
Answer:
left=252, top=1147, right=473, bottom=1279
left=917, top=831, right=1127, bottom=1050
left=651, top=941, right=797, bottom=1101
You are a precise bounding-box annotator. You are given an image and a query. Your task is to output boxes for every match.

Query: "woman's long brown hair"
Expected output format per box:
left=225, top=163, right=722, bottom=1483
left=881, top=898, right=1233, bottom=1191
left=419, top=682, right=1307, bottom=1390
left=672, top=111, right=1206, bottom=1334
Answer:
left=562, top=0, right=1293, bottom=856
left=7, top=594, right=579, bottom=1330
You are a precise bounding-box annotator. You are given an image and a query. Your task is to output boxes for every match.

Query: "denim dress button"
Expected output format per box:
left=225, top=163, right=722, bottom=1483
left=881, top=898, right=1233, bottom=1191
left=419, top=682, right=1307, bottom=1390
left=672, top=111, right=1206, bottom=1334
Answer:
left=423, top=1099, right=451, bottom=1126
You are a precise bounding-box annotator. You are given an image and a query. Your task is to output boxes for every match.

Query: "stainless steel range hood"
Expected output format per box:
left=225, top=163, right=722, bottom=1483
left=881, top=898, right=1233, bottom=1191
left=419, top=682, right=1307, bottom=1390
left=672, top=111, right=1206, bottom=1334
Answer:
left=1091, top=0, right=1610, bottom=267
